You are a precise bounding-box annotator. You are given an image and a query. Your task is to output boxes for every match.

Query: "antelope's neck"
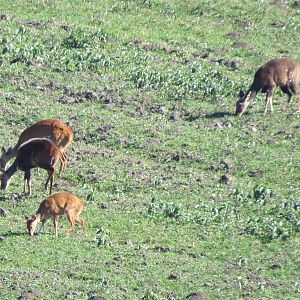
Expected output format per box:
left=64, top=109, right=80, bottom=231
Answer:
left=5, top=160, right=18, bottom=179
left=34, top=213, right=42, bottom=223
left=7, top=146, right=18, bottom=161
left=245, top=89, right=257, bottom=102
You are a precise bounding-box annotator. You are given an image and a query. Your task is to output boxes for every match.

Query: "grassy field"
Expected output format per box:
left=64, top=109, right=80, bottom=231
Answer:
left=0, top=0, right=300, bottom=299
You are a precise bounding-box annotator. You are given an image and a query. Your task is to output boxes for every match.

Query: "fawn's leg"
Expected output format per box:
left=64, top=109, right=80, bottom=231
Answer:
left=53, top=215, right=59, bottom=237
left=36, top=218, right=48, bottom=235
left=75, top=216, right=87, bottom=236
left=66, top=213, right=75, bottom=236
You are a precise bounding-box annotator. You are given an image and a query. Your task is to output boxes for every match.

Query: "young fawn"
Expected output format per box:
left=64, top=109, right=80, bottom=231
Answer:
left=0, top=138, right=63, bottom=195
left=26, top=192, right=86, bottom=237
left=235, top=57, right=300, bottom=116
left=1, top=119, right=74, bottom=175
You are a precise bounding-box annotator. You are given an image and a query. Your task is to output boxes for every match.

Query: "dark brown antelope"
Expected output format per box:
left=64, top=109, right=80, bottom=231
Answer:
left=235, top=58, right=300, bottom=116
left=1, top=119, right=74, bottom=175
left=26, top=192, right=86, bottom=237
left=0, top=138, right=63, bottom=195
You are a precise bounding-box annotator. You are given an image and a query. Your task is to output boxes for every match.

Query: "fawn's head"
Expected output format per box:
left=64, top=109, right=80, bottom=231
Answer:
left=25, top=215, right=38, bottom=236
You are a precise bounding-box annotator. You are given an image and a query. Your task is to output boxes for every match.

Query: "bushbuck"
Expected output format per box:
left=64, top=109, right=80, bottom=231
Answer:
left=235, top=58, right=300, bottom=116
left=0, top=138, right=63, bottom=195
left=1, top=119, right=74, bottom=175
left=26, top=192, right=86, bottom=237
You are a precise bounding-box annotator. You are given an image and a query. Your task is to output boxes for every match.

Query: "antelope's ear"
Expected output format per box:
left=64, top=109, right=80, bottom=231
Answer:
left=25, top=215, right=29, bottom=220
left=239, top=90, right=245, bottom=98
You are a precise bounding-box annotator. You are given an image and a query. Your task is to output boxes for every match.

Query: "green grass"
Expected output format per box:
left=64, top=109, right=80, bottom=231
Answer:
left=0, top=0, right=300, bottom=299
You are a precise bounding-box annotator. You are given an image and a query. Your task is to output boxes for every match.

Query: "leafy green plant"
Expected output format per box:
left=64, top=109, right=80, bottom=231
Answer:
left=86, top=189, right=96, bottom=202
left=163, top=202, right=182, bottom=219
left=62, top=28, right=91, bottom=49
left=142, top=291, right=162, bottom=300
left=253, top=185, right=273, bottom=204
left=62, top=28, right=108, bottom=49
left=95, top=227, right=111, bottom=246
left=244, top=199, right=300, bottom=242
left=147, top=199, right=182, bottom=220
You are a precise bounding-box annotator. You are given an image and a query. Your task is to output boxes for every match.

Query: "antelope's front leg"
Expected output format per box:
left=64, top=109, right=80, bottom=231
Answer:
left=264, top=87, right=275, bottom=114
left=35, top=218, right=47, bottom=236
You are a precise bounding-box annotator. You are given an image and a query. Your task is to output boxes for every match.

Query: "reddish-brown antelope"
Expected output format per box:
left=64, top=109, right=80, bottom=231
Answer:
left=26, top=192, right=86, bottom=237
left=1, top=119, right=74, bottom=175
left=235, top=58, right=300, bottom=116
left=0, top=138, right=63, bottom=195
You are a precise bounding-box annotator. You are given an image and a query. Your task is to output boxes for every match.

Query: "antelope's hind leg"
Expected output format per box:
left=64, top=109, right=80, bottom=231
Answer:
left=45, top=167, right=55, bottom=195
left=280, top=85, right=293, bottom=112
left=59, top=151, right=68, bottom=177
left=24, top=170, right=32, bottom=195
left=290, top=83, right=300, bottom=112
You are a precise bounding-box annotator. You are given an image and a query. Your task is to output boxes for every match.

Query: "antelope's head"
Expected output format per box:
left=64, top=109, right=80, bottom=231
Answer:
left=235, top=91, right=251, bottom=117
left=0, top=171, right=10, bottom=191
left=1, top=146, right=13, bottom=170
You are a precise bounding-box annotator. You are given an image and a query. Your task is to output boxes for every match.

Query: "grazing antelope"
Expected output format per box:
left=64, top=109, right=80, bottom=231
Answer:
left=25, top=192, right=86, bottom=237
left=235, top=58, right=300, bottom=116
left=0, top=138, right=63, bottom=195
left=1, top=119, right=74, bottom=175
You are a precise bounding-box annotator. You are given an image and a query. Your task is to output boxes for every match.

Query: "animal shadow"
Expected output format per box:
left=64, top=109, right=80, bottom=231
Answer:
left=1, top=231, right=28, bottom=237
left=205, top=111, right=234, bottom=119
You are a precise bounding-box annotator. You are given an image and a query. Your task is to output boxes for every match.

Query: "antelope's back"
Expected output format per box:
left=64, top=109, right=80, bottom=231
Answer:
left=18, top=119, right=74, bottom=149
left=255, top=58, right=298, bottom=87
left=16, top=138, right=59, bottom=169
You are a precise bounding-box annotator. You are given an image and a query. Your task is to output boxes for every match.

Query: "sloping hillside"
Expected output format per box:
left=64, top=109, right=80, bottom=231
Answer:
left=0, top=1, right=299, bottom=299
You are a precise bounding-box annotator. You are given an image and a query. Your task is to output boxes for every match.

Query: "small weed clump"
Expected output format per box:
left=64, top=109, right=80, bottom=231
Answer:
left=95, top=227, right=111, bottom=247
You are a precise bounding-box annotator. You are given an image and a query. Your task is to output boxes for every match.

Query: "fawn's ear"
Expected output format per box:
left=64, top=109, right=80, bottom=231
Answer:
left=239, top=90, right=245, bottom=99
